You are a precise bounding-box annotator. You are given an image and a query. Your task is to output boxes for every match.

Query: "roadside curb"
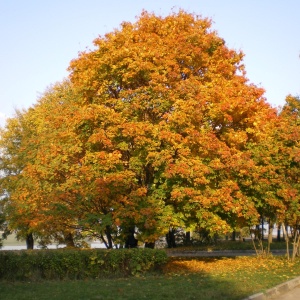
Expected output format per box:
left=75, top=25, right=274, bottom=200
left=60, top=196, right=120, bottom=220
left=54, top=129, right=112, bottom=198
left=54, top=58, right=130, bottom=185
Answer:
left=243, top=276, right=300, bottom=300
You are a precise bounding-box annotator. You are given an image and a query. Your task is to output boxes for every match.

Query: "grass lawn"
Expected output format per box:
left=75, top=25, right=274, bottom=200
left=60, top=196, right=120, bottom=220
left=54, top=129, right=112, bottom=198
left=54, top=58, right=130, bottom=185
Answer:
left=165, top=239, right=287, bottom=252
left=0, top=255, right=299, bottom=300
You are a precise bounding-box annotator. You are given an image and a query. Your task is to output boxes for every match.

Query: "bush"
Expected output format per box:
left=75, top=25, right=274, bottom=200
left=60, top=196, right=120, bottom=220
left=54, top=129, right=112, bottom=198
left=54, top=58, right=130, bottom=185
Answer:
left=0, top=248, right=168, bottom=281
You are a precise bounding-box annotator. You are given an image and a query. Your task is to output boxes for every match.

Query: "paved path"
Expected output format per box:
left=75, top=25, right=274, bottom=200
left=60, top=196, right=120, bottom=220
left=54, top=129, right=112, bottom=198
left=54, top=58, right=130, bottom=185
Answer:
left=243, top=276, right=300, bottom=300
left=270, top=285, right=300, bottom=299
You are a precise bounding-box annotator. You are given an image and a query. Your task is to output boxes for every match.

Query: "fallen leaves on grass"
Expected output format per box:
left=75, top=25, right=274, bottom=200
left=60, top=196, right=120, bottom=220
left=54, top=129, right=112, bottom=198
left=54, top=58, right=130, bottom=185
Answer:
left=163, top=256, right=299, bottom=278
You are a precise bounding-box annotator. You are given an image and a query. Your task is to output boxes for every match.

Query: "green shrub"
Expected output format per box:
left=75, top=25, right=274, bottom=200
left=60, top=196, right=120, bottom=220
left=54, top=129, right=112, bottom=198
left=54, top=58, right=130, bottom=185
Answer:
left=0, top=248, right=168, bottom=281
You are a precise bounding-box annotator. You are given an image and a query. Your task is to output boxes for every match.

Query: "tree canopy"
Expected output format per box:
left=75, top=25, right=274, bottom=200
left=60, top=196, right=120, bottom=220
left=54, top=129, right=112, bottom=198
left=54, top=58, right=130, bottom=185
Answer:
left=1, top=10, right=298, bottom=249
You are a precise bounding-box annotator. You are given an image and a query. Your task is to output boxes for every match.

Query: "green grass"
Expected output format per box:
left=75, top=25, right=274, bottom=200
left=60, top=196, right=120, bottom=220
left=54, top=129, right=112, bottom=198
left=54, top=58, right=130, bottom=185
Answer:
left=0, top=275, right=243, bottom=300
left=165, top=239, right=287, bottom=252
left=1, top=255, right=299, bottom=300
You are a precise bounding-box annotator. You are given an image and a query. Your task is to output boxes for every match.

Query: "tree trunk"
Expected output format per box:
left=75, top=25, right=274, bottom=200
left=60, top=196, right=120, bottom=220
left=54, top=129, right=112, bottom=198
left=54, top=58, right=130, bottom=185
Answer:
left=239, top=230, right=243, bottom=242
left=145, top=242, right=155, bottom=248
left=100, top=233, right=109, bottom=249
left=256, top=225, right=260, bottom=240
left=231, top=230, right=236, bottom=241
left=105, top=225, right=113, bottom=249
left=282, top=223, right=290, bottom=260
left=261, top=218, right=264, bottom=241
left=125, top=227, right=138, bottom=248
left=166, top=228, right=176, bottom=248
left=267, top=219, right=274, bottom=254
left=64, top=232, right=75, bottom=248
left=26, top=233, right=34, bottom=249
left=185, top=231, right=191, bottom=245
left=292, top=229, right=300, bottom=261
left=277, top=223, right=281, bottom=241
left=268, top=219, right=274, bottom=244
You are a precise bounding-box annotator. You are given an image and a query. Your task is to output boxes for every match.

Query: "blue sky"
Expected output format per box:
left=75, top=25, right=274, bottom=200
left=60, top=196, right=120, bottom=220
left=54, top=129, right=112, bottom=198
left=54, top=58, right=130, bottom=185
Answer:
left=1, top=0, right=300, bottom=127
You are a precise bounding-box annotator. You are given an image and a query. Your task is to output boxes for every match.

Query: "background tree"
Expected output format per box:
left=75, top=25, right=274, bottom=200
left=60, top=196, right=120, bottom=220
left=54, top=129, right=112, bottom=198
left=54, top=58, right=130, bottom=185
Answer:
left=278, top=95, right=300, bottom=258
left=0, top=110, right=38, bottom=248
left=244, top=94, right=300, bottom=255
left=0, top=82, right=90, bottom=248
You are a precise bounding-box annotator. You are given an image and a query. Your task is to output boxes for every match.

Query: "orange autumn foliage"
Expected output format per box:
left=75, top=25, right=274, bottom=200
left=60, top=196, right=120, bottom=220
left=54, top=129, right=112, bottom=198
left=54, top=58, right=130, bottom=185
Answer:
left=1, top=10, right=289, bottom=248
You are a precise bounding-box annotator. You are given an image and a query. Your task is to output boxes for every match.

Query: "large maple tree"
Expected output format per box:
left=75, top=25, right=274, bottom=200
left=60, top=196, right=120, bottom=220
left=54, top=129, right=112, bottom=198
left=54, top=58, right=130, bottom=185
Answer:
left=67, top=11, right=276, bottom=242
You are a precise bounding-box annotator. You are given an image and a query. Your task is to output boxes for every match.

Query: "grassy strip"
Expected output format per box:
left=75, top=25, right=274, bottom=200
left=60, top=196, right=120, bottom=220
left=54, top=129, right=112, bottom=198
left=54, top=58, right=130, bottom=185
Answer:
left=165, top=240, right=287, bottom=252
left=0, top=255, right=299, bottom=300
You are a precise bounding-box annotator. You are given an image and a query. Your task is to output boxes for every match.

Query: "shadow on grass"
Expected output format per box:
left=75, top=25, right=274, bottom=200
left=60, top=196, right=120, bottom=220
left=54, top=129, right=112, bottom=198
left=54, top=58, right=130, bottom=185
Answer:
left=0, top=257, right=260, bottom=300
left=0, top=274, right=251, bottom=300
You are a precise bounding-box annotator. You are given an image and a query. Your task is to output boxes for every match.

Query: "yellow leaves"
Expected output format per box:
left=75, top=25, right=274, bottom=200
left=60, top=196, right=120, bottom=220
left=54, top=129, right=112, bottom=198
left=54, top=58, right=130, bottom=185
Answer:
left=163, top=256, right=298, bottom=278
left=115, top=217, right=121, bottom=227
left=224, top=130, right=248, bottom=149
left=84, top=150, right=122, bottom=168
left=209, top=158, right=224, bottom=170
left=88, top=129, right=113, bottom=149
left=131, top=187, right=147, bottom=197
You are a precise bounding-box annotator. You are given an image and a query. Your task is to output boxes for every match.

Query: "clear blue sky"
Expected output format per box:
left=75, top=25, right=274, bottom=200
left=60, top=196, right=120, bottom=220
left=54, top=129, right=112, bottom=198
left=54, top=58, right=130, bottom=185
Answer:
left=1, top=0, right=300, bottom=127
